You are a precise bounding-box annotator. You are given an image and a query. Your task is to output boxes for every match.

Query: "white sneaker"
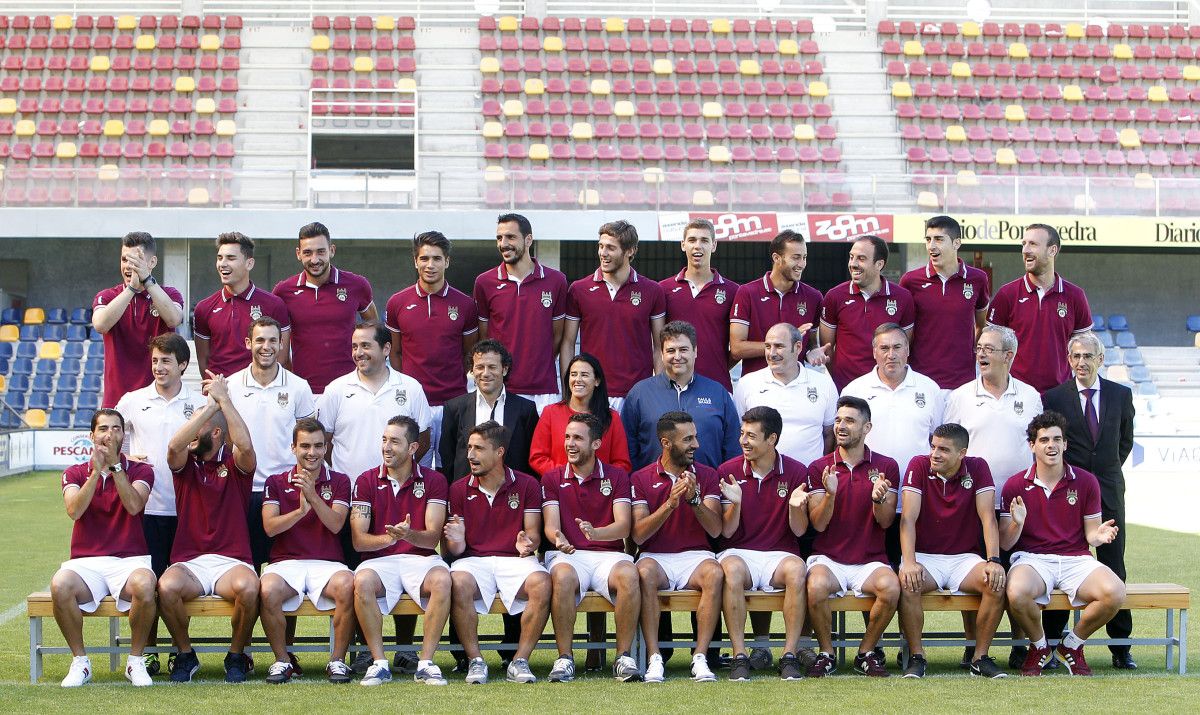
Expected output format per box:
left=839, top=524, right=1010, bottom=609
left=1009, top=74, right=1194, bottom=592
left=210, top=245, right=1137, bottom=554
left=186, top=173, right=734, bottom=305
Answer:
left=125, top=656, right=153, bottom=686
left=61, top=656, right=92, bottom=687
left=414, top=663, right=447, bottom=686
left=645, top=653, right=665, bottom=683
left=691, top=653, right=716, bottom=682
left=465, top=657, right=488, bottom=685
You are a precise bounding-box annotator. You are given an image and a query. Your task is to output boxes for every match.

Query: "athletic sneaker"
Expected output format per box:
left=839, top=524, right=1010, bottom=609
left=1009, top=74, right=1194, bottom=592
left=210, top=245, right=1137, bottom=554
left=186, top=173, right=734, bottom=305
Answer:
left=1020, top=645, right=1054, bottom=677
left=169, top=651, right=200, bottom=683
left=549, top=656, right=575, bottom=683
left=143, top=652, right=160, bottom=677
left=265, top=661, right=296, bottom=685
left=807, top=652, right=836, bottom=677
left=960, top=646, right=974, bottom=670
left=1055, top=644, right=1092, bottom=676
left=728, top=653, right=751, bottom=681
left=415, top=663, right=447, bottom=686
left=224, top=652, right=252, bottom=683
left=125, top=656, right=152, bottom=686
left=644, top=654, right=665, bottom=683
left=1008, top=645, right=1028, bottom=671
left=61, top=656, right=92, bottom=687
left=360, top=662, right=392, bottom=686
left=778, top=652, right=803, bottom=681
left=970, top=656, right=1007, bottom=679
left=350, top=651, right=373, bottom=675
left=853, top=650, right=890, bottom=677
left=902, top=653, right=926, bottom=679
left=748, top=647, right=773, bottom=671
left=506, top=658, right=536, bottom=683
left=465, top=657, right=489, bottom=685
left=393, top=650, right=419, bottom=675
left=326, top=660, right=352, bottom=684
left=613, top=654, right=643, bottom=682
left=691, top=653, right=716, bottom=682
left=287, top=652, right=303, bottom=677
left=795, top=647, right=819, bottom=670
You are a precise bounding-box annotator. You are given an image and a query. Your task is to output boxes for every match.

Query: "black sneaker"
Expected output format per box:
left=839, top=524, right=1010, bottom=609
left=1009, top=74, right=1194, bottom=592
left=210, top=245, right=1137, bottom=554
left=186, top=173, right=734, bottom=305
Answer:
left=748, top=647, right=773, bottom=670
left=960, top=646, right=974, bottom=670
left=265, top=661, right=296, bottom=684
left=729, top=653, right=751, bottom=681
left=224, top=652, right=251, bottom=683
left=287, top=652, right=303, bottom=677
left=902, top=653, right=926, bottom=679
left=1008, top=646, right=1028, bottom=671
left=392, top=650, right=419, bottom=675
left=169, top=650, right=200, bottom=683
left=350, top=651, right=373, bottom=675
left=806, top=652, right=836, bottom=678
left=778, top=652, right=803, bottom=681
left=853, top=650, right=890, bottom=677
left=795, top=647, right=819, bottom=671
left=143, top=652, right=160, bottom=676
left=971, top=655, right=1008, bottom=679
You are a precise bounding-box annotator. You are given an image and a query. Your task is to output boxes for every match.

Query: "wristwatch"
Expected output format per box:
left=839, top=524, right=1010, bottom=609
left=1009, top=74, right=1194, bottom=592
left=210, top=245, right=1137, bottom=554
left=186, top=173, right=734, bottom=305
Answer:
left=987, top=556, right=1003, bottom=565
left=108, top=463, right=123, bottom=474
left=687, top=490, right=702, bottom=506
left=142, top=274, right=157, bottom=287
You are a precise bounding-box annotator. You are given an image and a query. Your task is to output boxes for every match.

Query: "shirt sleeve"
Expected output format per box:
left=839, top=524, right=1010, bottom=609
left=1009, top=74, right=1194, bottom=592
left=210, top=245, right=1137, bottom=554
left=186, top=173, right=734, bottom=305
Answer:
left=294, top=381, right=317, bottom=419
left=883, top=458, right=901, bottom=493
left=316, top=390, right=339, bottom=434
left=1072, top=290, right=1093, bottom=335
left=541, top=473, right=560, bottom=506
left=971, top=458, right=995, bottom=495
left=648, top=282, right=667, bottom=321
left=986, top=286, right=1011, bottom=327
left=192, top=299, right=211, bottom=340
left=564, top=283, right=581, bottom=321
left=129, top=461, right=155, bottom=492
left=472, top=277, right=490, bottom=323
left=898, top=291, right=916, bottom=331
left=409, top=383, right=433, bottom=431
left=999, top=478, right=1018, bottom=516
left=729, top=284, right=751, bottom=326
left=551, top=274, right=568, bottom=320
left=806, top=461, right=826, bottom=495
left=262, top=474, right=279, bottom=505
left=1083, top=474, right=1102, bottom=519
left=818, top=290, right=839, bottom=330
left=331, top=473, right=351, bottom=508
left=269, top=297, right=292, bottom=331
left=460, top=298, right=480, bottom=336
left=820, top=371, right=838, bottom=425
left=619, top=390, right=644, bottom=470
left=901, top=457, right=923, bottom=494
left=522, top=475, right=542, bottom=514
left=163, top=286, right=185, bottom=309
left=974, top=274, right=991, bottom=312
left=698, top=469, right=721, bottom=502
left=92, top=288, right=111, bottom=309
left=731, top=375, right=748, bottom=415
left=721, top=390, right=740, bottom=462
left=384, top=293, right=401, bottom=333
left=613, top=470, right=633, bottom=504
left=631, top=472, right=647, bottom=507
left=426, top=471, right=449, bottom=506
left=448, top=480, right=464, bottom=517
left=528, top=413, right=555, bottom=478
left=603, top=410, right=633, bottom=472
left=356, top=276, right=373, bottom=312
left=61, top=465, right=84, bottom=492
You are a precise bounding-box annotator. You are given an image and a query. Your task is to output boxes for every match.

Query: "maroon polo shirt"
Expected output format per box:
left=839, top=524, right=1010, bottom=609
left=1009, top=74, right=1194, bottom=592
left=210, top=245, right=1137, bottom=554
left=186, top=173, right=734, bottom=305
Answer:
left=902, top=454, right=994, bottom=555
left=1001, top=464, right=1101, bottom=557
left=262, top=466, right=351, bottom=563
left=729, top=273, right=823, bottom=375
left=170, top=447, right=254, bottom=564
left=385, top=282, right=479, bottom=406
left=352, top=463, right=449, bottom=559
left=541, top=461, right=631, bottom=553
left=717, top=453, right=806, bottom=554
left=61, top=456, right=154, bottom=559
left=806, top=448, right=899, bottom=565
left=473, top=261, right=568, bottom=395
left=986, top=273, right=1092, bottom=393
left=820, top=279, right=916, bottom=391
left=660, top=269, right=739, bottom=391
left=448, top=468, right=542, bottom=558
left=193, top=283, right=291, bottom=378
left=630, top=460, right=720, bottom=554
left=565, top=269, right=666, bottom=397
left=272, top=268, right=374, bottom=394
left=93, top=282, right=184, bottom=408
left=900, top=261, right=991, bottom=390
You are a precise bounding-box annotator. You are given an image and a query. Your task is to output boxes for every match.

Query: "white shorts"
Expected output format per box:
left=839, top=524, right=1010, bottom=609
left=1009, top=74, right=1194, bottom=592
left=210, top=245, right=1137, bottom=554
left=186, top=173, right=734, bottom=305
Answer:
left=356, top=554, right=448, bottom=614
left=1010, top=552, right=1105, bottom=607
left=545, top=549, right=634, bottom=604
left=450, top=555, right=547, bottom=615
left=638, top=550, right=717, bottom=591
left=514, top=392, right=560, bottom=415
left=419, top=405, right=445, bottom=469
left=175, top=554, right=254, bottom=596
left=262, top=559, right=351, bottom=612
left=916, top=552, right=984, bottom=594
left=806, top=555, right=891, bottom=598
left=57, top=555, right=153, bottom=613
left=717, top=549, right=799, bottom=593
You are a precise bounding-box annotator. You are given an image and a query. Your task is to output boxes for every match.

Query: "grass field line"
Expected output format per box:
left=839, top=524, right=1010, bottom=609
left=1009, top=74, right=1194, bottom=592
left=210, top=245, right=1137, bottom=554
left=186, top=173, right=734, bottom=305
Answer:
left=0, top=591, right=41, bottom=626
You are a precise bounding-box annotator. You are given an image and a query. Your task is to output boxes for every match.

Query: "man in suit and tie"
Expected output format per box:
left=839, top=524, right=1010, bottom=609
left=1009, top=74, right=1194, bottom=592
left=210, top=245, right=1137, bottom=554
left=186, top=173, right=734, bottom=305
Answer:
left=1040, top=330, right=1137, bottom=670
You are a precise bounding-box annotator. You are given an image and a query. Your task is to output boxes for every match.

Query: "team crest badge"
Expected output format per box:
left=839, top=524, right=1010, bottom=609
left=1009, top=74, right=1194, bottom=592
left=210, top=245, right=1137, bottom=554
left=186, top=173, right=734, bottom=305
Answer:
left=336, top=288, right=348, bottom=302
left=715, top=289, right=726, bottom=305
left=1014, top=401, right=1024, bottom=416
left=1056, top=302, right=1067, bottom=318
left=448, top=305, right=459, bottom=321
left=508, top=492, right=520, bottom=510
left=777, top=482, right=788, bottom=498
left=963, top=284, right=974, bottom=300
left=885, top=299, right=898, bottom=316
left=150, top=307, right=160, bottom=317
left=320, top=484, right=332, bottom=501
left=183, top=403, right=195, bottom=419
left=413, top=481, right=425, bottom=499
left=915, top=392, right=926, bottom=408
left=630, top=291, right=642, bottom=306
left=797, top=303, right=808, bottom=316
left=961, top=475, right=973, bottom=490
left=868, top=469, right=882, bottom=483
left=249, top=305, right=262, bottom=320
left=395, top=390, right=407, bottom=406
left=540, top=291, right=553, bottom=308
left=600, top=478, right=612, bottom=496
left=217, top=465, right=229, bottom=479
left=807, top=387, right=819, bottom=403
left=1066, top=489, right=1078, bottom=506
left=277, top=392, right=289, bottom=408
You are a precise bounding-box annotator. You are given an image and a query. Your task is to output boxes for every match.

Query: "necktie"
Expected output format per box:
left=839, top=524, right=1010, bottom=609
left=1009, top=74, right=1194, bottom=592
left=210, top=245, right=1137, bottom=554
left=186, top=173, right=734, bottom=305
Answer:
left=489, top=399, right=498, bottom=422
left=1082, top=388, right=1099, bottom=443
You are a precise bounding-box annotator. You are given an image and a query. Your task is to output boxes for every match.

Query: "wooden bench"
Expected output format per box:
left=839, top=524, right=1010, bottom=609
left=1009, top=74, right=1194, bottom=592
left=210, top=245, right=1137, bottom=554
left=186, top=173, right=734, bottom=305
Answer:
left=27, top=583, right=1189, bottom=682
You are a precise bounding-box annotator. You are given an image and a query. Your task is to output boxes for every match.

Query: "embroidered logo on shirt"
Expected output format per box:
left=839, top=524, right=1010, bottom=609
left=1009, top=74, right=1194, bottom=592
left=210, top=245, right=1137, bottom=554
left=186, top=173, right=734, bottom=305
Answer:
left=963, top=283, right=975, bottom=300
left=183, top=404, right=195, bottom=419
left=1014, top=401, right=1024, bottom=415
left=886, top=299, right=898, bottom=316
left=868, top=468, right=882, bottom=483
left=249, top=305, right=262, bottom=320
left=448, top=306, right=460, bottom=321
left=395, top=390, right=407, bottom=406
left=915, top=392, right=926, bottom=408
left=1018, top=297, right=1030, bottom=304
left=320, top=484, right=332, bottom=500
left=217, top=465, right=229, bottom=479
left=211, top=306, right=224, bottom=314
left=406, top=304, right=418, bottom=310
left=807, top=387, right=819, bottom=403
left=589, top=285, right=601, bottom=292
left=1057, top=302, right=1068, bottom=318
left=508, top=492, right=520, bottom=509
left=293, top=289, right=304, bottom=295
left=697, top=397, right=713, bottom=405
left=715, top=289, right=726, bottom=304
left=413, top=481, right=425, bottom=498
left=777, top=482, right=788, bottom=498
left=336, top=288, right=348, bottom=302
left=150, top=308, right=160, bottom=317
left=1066, top=489, right=1078, bottom=505
left=600, top=478, right=612, bottom=496
left=761, top=296, right=772, bottom=302
left=797, top=303, right=808, bottom=316
left=541, top=291, right=553, bottom=307
left=631, top=291, right=642, bottom=306
left=962, top=475, right=974, bottom=489
left=277, top=392, right=289, bottom=408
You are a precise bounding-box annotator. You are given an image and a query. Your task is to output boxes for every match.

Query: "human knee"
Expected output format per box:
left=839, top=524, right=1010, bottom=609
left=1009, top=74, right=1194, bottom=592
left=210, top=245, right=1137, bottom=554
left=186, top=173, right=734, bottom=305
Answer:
left=698, top=560, right=724, bottom=589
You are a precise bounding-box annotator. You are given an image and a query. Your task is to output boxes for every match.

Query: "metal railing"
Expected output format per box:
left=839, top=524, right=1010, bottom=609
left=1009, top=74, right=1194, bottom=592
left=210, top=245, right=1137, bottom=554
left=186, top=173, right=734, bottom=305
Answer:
left=200, top=0, right=526, bottom=23
left=543, top=0, right=867, bottom=28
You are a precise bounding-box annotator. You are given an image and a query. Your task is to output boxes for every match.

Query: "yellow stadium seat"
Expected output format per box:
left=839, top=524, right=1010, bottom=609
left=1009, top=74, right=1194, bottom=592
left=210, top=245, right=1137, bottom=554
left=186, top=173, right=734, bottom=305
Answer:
left=794, top=125, right=815, bottom=141
left=653, top=59, right=673, bottom=75
left=916, top=191, right=942, bottom=208
left=200, top=34, right=220, bottom=51
left=711, top=19, right=731, bottom=34
left=101, top=119, right=125, bottom=137
left=55, top=142, right=77, bottom=159
left=497, top=16, right=518, bottom=32
left=571, top=122, right=593, bottom=140
left=778, top=39, right=799, bottom=55
left=53, top=14, right=72, bottom=30
left=739, top=59, right=761, bottom=76
left=38, top=342, right=62, bottom=360
left=1107, top=365, right=1131, bottom=382
left=702, top=101, right=723, bottom=119
left=116, top=15, right=136, bottom=30
left=708, top=146, right=731, bottom=163
left=996, top=148, right=1017, bottom=165
left=1008, top=42, right=1029, bottom=59
left=187, top=187, right=211, bottom=205
left=0, top=98, right=15, bottom=115
left=524, top=78, right=544, bottom=95
left=311, top=35, right=331, bottom=51
left=353, top=56, right=374, bottom=72
left=945, top=125, right=966, bottom=142
left=90, top=56, right=111, bottom=72
left=482, top=121, right=503, bottom=138
left=956, top=170, right=979, bottom=186
left=135, top=34, right=155, bottom=51
left=98, top=164, right=120, bottom=180
left=643, top=168, right=664, bottom=184
left=395, top=78, right=416, bottom=91
left=961, top=21, right=980, bottom=37
left=0, top=375, right=6, bottom=393
left=502, top=99, right=524, bottom=117
left=175, top=77, right=196, bottom=93
left=807, top=81, right=829, bottom=98
left=577, top=188, right=600, bottom=207
left=148, top=119, right=170, bottom=136
left=1194, top=332, right=1200, bottom=349
left=529, top=143, right=549, bottom=160
left=375, top=16, right=395, bottom=31
left=892, top=81, right=913, bottom=98
left=1119, top=128, right=1141, bottom=148
left=24, top=409, right=47, bottom=429
left=484, top=166, right=505, bottom=182
left=1065, top=23, right=1084, bottom=39
left=196, top=98, right=216, bottom=114
left=903, top=40, right=924, bottom=56
left=1113, top=44, right=1133, bottom=60
left=543, top=37, right=563, bottom=52
left=1063, top=85, right=1083, bottom=101
left=692, top=190, right=715, bottom=205
left=1004, top=104, right=1026, bottom=121
left=613, top=100, right=635, bottom=117
left=605, top=17, right=624, bottom=32
left=1184, top=66, right=1200, bottom=81
left=779, top=168, right=802, bottom=185
left=480, top=57, right=500, bottom=73
left=23, top=308, right=44, bottom=325
left=1148, top=86, right=1168, bottom=102
left=14, top=120, right=35, bottom=137
left=590, top=79, right=611, bottom=95
left=951, top=62, right=971, bottom=78
left=1133, top=172, right=1154, bottom=189
left=0, top=325, right=19, bottom=342
left=216, top=120, right=237, bottom=136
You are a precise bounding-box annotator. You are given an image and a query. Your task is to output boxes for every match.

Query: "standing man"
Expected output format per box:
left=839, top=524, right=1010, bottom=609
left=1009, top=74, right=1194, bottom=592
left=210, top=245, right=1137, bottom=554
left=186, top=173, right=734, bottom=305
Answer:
left=986, top=224, right=1093, bottom=393
left=621, top=321, right=740, bottom=470
left=818, top=235, right=915, bottom=391
left=51, top=409, right=157, bottom=687
left=93, top=231, right=184, bottom=407
left=386, top=231, right=480, bottom=466
left=562, top=220, right=666, bottom=408
left=474, top=214, right=570, bottom=412
left=660, top=218, right=740, bottom=391
left=1040, top=332, right=1137, bottom=670
left=733, top=322, right=836, bottom=466
left=193, top=232, right=291, bottom=378
left=899, top=216, right=990, bottom=391
left=730, top=230, right=824, bottom=376
left=274, top=222, right=377, bottom=395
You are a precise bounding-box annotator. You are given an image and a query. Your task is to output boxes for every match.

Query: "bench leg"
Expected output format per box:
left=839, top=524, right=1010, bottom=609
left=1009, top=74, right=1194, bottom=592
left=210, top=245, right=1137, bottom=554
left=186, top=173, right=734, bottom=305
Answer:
left=29, top=616, right=43, bottom=684
left=109, top=617, right=120, bottom=672
left=1166, top=609, right=1175, bottom=672
left=1180, top=608, right=1188, bottom=675
left=329, top=616, right=335, bottom=659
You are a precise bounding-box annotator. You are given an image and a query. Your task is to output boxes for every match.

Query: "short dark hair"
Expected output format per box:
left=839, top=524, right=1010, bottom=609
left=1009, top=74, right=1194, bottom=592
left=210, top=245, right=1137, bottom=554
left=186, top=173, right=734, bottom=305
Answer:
left=742, top=406, right=782, bottom=445
left=683, top=218, right=715, bottom=240
left=247, top=316, right=282, bottom=340
left=292, top=417, right=328, bottom=444
left=599, top=220, right=639, bottom=252
left=931, top=422, right=970, bottom=450
left=770, top=229, right=806, bottom=257
left=413, top=230, right=451, bottom=259
left=855, top=235, right=889, bottom=264
left=656, top=410, right=694, bottom=439
left=836, top=395, right=871, bottom=422
left=91, top=407, right=125, bottom=432
left=148, top=333, right=190, bottom=365
left=1026, top=411, right=1068, bottom=442
left=659, top=320, right=697, bottom=350
left=217, top=231, right=254, bottom=258
left=1026, top=223, right=1061, bottom=248
left=567, top=412, right=604, bottom=443
left=469, top=420, right=509, bottom=450
left=354, top=322, right=391, bottom=349
left=386, top=414, right=420, bottom=444
left=298, top=221, right=330, bottom=243
left=471, top=338, right=513, bottom=376
left=497, top=213, right=532, bottom=237
left=122, top=231, right=156, bottom=253
left=924, top=215, right=962, bottom=242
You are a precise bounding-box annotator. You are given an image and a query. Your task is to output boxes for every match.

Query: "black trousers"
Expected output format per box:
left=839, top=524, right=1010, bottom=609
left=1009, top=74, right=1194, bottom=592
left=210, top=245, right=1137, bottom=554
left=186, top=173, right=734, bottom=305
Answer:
left=247, top=491, right=272, bottom=570
left=142, top=514, right=178, bottom=577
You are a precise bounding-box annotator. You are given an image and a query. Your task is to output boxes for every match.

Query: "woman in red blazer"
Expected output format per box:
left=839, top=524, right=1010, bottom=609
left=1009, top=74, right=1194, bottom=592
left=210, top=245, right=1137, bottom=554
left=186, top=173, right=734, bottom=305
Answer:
left=528, top=353, right=632, bottom=477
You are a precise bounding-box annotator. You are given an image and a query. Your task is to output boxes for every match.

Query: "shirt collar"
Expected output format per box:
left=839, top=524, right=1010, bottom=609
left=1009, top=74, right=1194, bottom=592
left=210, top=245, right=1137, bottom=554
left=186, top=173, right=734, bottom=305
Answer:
left=591, top=268, right=641, bottom=285
left=1021, top=272, right=1064, bottom=294
left=241, top=364, right=287, bottom=389
left=221, top=283, right=256, bottom=302
left=973, top=375, right=1017, bottom=398
left=768, top=364, right=810, bottom=387
left=848, top=278, right=894, bottom=297
left=476, top=388, right=507, bottom=413
left=741, top=453, right=783, bottom=480
left=1076, top=377, right=1100, bottom=392
left=468, top=467, right=516, bottom=490
left=760, top=271, right=800, bottom=295
left=674, top=267, right=726, bottom=286
left=291, top=464, right=331, bottom=483
left=349, top=365, right=404, bottom=390
left=1021, top=463, right=1078, bottom=484
left=568, top=460, right=606, bottom=484
left=298, top=266, right=341, bottom=288
left=869, top=365, right=915, bottom=390
left=414, top=281, right=450, bottom=299
left=497, top=259, right=546, bottom=281
left=378, top=461, right=425, bottom=485
left=834, top=446, right=874, bottom=469
left=924, top=258, right=968, bottom=280
left=148, top=382, right=194, bottom=404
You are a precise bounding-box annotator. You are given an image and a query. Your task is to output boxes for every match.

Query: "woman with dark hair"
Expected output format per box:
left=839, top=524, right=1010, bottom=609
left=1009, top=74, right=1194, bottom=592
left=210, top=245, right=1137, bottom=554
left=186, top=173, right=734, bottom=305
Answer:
left=528, top=353, right=632, bottom=477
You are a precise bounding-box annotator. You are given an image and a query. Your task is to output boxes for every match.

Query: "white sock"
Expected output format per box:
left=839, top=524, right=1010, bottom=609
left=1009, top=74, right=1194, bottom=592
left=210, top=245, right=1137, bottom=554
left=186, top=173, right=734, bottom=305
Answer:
left=373, top=659, right=388, bottom=668
left=127, top=655, right=139, bottom=667
left=1032, top=637, right=1048, bottom=650
left=418, top=659, right=432, bottom=669
left=1062, top=631, right=1085, bottom=650
left=74, top=655, right=90, bottom=663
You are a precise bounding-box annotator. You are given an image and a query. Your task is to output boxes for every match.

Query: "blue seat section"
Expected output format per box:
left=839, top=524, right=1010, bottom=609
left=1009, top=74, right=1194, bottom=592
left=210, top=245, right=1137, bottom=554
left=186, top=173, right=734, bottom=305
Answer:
left=1107, top=314, right=1129, bottom=332
left=78, top=392, right=100, bottom=411
left=27, top=392, right=49, bottom=410
left=1098, top=331, right=1114, bottom=349
left=56, top=373, right=79, bottom=393
left=59, top=358, right=80, bottom=376
left=31, top=375, right=53, bottom=393
left=0, top=343, right=12, bottom=360
left=1187, top=315, right=1200, bottom=333
left=70, top=308, right=92, bottom=325
left=1091, top=315, right=1106, bottom=331
left=66, top=325, right=89, bottom=342
left=72, top=410, right=94, bottom=429
left=84, top=358, right=103, bottom=375
left=63, top=342, right=85, bottom=358
left=15, top=343, right=37, bottom=360
left=52, top=392, right=74, bottom=410
left=7, top=374, right=29, bottom=392
left=5, top=392, right=28, bottom=411
left=45, top=308, right=68, bottom=325
left=81, top=375, right=102, bottom=393
left=42, top=325, right=66, bottom=341
left=11, top=358, right=33, bottom=376
left=1129, top=365, right=1152, bottom=383
left=0, top=411, right=20, bottom=429
left=1123, top=349, right=1145, bottom=367
left=18, top=325, right=39, bottom=341
left=1115, top=332, right=1138, bottom=349
left=89, top=328, right=103, bottom=342
left=34, top=359, right=57, bottom=376
left=49, top=409, right=71, bottom=429
left=87, top=342, right=105, bottom=358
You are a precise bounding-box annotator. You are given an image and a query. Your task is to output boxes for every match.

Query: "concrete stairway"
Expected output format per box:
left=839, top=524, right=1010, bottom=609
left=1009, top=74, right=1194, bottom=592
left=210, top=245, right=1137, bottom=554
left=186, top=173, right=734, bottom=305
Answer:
left=1142, top=346, right=1200, bottom=399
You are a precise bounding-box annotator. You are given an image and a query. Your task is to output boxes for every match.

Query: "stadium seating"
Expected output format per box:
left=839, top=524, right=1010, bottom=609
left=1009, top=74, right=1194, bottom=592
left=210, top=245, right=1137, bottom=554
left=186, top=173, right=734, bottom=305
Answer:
left=309, top=16, right=417, bottom=116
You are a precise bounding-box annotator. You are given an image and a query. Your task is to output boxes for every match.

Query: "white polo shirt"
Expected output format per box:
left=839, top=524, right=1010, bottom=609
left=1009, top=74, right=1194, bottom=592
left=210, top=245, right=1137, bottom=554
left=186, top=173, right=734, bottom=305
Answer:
left=317, top=366, right=433, bottom=479
left=228, top=364, right=317, bottom=492
left=842, top=366, right=945, bottom=490
left=115, top=382, right=203, bottom=517
left=733, top=364, right=837, bottom=466
left=943, top=375, right=1042, bottom=508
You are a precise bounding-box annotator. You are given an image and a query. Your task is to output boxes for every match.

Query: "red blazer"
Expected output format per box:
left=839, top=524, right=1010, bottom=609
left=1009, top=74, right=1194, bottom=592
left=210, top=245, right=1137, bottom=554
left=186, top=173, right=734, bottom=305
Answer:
left=528, top=402, right=632, bottom=478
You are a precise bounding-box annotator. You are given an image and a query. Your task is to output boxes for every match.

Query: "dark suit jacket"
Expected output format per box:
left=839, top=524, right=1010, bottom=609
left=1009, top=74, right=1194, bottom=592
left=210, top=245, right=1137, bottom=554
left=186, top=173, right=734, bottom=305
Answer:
left=438, top=391, right=539, bottom=481
left=1041, top=377, right=1135, bottom=491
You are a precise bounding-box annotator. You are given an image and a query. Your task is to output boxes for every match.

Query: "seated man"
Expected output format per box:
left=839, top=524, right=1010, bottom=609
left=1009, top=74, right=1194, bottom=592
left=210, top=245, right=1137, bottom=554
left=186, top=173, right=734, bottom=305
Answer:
left=1001, top=411, right=1125, bottom=677
left=258, top=418, right=354, bottom=684
left=351, top=416, right=452, bottom=687
left=716, top=406, right=811, bottom=682
left=52, top=409, right=157, bottom=687
left=805, top=396, right=901, bottom=677
left=446, top=421, right=550, bottom=684
left=897, top=423, right=1007, bottom=679
left=542, top=413, right=642, bottom=683
left=157, top=371, right=259, bottom=683
left=631, top=411, right=724, bottom=683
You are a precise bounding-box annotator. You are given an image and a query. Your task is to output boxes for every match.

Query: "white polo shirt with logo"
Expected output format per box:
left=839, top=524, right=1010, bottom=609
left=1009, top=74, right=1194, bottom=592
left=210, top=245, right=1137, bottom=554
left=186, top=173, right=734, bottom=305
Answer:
left=732, top=364, right=837, bottom=466
left=115, top=382, right=202, bottom=516
left=842, top=366, right=945, bottom=488
left=943, top=375, right=1042, bottom=509
left=228, top=364, right=317, bottom=492
left=317, top=366, right=433, bottom=480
